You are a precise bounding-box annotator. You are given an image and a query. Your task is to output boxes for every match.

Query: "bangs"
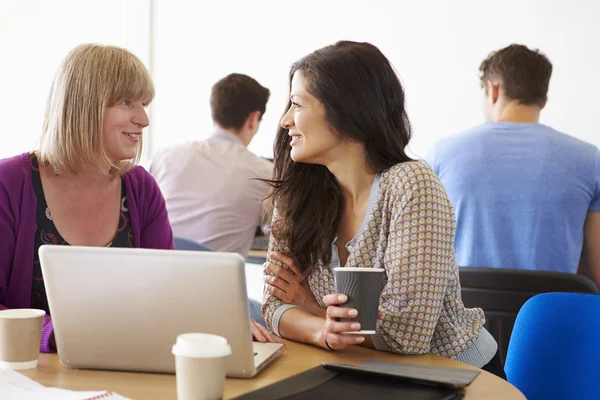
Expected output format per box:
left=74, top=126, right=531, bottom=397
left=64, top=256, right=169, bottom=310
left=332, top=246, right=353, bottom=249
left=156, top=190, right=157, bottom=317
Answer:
left=39, top=44, right=151, bottom=176
left=106, top=53, right=155, bottom=106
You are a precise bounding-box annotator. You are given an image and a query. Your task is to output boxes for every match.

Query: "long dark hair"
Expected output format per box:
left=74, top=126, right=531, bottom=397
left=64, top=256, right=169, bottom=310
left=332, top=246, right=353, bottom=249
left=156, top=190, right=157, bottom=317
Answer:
left=267, top=41, right=413, bottom=278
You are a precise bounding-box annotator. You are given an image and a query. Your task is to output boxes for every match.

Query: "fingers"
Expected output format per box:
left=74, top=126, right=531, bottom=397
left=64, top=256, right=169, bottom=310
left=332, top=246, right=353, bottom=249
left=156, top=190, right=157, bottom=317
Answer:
left=250, top=319, right=281, bottom=343
left=325, top=332, right=365, bottom=349
left=265, top=282, right=288, bottom=301
left=270, top=251, right=295, bottom=269
left=264, top=275, right=289, bottom=292
left=270, top=252, right=303, bottom=278
left=326, top=304, right=358, bottom=320
left=324, top=318, right=362, bottom=334
left=323, top=310, right=365, bottom=350
left=257, top=324, right=280, bottom=343
left=270, top=332, right=282, bottom=343
left=322, top=293, right=349, bottom=306
left=265, top=262, right=294, bottom=284
left=319, top=301, right=365, bottom=351
left=250, top=319, right=267, bottom=342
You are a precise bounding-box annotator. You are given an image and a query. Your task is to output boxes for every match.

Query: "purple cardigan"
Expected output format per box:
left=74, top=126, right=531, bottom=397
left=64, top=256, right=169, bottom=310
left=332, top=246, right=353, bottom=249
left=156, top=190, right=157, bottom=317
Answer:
left=0, top=153, right=175, bottom=352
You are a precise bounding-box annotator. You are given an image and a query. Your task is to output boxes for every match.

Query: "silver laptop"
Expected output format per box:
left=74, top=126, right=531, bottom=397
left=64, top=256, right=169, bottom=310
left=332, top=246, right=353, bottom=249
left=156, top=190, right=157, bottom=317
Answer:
left=39, top=245, right=284, bottom=378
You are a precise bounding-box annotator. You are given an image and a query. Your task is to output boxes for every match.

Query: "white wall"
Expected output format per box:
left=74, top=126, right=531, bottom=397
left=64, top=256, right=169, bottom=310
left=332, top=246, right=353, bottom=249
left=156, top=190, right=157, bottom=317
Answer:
left=0, top=0, right=151, bottom=160
left=151, top=0, right=600, bottom=160
left=2, top=0, right=599, bottom=163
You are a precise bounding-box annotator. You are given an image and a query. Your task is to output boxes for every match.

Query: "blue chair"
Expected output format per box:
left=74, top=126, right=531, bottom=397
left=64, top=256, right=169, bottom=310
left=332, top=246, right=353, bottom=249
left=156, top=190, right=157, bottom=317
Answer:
left=459, top=267, right=598, bottom=366
left=505, top=292, right=600, bottom=400
left=173, top=236, right=213, bottom=251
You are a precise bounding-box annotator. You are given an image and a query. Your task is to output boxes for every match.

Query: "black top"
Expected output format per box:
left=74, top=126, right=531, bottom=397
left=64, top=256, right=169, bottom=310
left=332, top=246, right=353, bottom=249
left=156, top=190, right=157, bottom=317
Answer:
left=29, top=152, right=133, bottom=314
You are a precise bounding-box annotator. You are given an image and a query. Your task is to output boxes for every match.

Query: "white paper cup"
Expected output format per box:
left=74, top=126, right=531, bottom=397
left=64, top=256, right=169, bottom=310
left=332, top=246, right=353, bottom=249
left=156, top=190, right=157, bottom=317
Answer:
left=172, top=333, right=232, bottom=400
left=0, top=309, right=46, bottom=370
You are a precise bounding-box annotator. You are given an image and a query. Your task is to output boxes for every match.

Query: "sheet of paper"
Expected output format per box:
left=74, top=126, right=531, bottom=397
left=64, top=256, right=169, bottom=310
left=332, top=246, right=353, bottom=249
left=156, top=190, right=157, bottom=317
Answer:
left=0, top=369, right=130, bottom=400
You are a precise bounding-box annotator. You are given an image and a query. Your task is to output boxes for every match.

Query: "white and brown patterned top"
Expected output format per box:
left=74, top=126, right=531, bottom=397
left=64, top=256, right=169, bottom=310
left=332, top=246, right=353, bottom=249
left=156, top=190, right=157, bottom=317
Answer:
left=262, top=161, right=492, bottom=363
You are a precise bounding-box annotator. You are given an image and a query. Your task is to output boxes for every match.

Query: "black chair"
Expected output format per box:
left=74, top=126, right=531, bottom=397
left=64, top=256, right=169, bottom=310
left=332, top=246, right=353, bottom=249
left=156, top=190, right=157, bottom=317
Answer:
left=458, top=267, right=599, bottom=366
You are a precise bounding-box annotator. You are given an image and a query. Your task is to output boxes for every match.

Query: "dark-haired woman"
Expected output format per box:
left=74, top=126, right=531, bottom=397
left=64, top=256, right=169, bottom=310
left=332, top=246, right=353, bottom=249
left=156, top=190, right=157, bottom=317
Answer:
left=261, top=41, right=504, bottom=378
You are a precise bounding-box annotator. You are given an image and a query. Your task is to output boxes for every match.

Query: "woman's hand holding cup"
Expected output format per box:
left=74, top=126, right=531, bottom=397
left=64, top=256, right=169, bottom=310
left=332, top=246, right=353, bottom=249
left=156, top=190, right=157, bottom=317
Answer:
left=318, top=267, right=385, bottom=351
left=317, top=293, right=366, bottom=351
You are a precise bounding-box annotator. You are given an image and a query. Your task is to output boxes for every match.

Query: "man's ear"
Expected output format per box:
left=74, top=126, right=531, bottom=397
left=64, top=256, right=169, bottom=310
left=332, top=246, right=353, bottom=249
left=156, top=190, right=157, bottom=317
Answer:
left=540, top=96, right=548, bottom=110
left=245, top=111, right=262, bottom=132
left=487, top=80, right=501, bottom=104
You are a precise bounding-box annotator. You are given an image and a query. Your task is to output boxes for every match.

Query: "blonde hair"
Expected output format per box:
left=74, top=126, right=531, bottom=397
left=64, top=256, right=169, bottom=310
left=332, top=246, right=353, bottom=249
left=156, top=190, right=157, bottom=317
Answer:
left=39, top=43, right=155, bottom=175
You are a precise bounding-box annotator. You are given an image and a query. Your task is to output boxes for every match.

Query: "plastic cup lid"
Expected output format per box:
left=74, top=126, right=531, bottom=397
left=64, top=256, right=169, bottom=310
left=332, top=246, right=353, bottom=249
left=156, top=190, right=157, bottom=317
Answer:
left=172, top=333, right=232, bottom=358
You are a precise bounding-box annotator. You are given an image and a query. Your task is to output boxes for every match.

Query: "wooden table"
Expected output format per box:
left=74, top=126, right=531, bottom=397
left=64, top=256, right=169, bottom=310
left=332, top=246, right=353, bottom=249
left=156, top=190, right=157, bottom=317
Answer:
left=21, top=340, right=524, bottom=399
left=248, top=250, right=268, bottom=258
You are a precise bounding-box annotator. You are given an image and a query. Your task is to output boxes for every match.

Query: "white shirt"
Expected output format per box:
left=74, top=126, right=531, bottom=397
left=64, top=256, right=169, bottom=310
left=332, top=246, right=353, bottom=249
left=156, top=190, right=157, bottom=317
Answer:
left=149, top=129, right=273, bottom=258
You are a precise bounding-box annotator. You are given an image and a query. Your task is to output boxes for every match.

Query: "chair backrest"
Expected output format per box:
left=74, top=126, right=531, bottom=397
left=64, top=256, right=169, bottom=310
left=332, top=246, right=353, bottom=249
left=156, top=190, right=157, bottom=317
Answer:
left=459, top=267, right=598, bottom=366
left=173, top=237, right=213, bottom=252
left=505, top=292, right=600, bottom=400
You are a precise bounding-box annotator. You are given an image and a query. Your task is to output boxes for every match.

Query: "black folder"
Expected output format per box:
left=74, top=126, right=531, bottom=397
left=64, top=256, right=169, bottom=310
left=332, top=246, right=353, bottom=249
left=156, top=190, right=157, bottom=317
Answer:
left=233, top=360, right=479, bottom=400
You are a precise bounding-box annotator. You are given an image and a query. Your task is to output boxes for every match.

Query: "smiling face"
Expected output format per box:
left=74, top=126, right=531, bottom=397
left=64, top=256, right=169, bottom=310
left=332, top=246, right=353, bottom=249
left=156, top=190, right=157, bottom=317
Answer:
left=279, top=72, right=345, bottom=165
left=102, top=99, right=149, bottom=162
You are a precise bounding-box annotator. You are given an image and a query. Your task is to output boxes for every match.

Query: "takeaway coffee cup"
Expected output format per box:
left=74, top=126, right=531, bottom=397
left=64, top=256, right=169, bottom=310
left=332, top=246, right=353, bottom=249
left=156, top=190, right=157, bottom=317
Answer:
left=333, top=267, right=385, bottom=334
left=172, top=333, right=232, bottom=400
left=0, top=308, right=46, bottom=370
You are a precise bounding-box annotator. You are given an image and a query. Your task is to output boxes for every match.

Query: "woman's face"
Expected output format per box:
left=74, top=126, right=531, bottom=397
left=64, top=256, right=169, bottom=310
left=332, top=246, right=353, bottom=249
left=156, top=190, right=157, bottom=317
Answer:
left=102, top=99, right=149, bottom=162
left=280, top=72, right=345, bottom=165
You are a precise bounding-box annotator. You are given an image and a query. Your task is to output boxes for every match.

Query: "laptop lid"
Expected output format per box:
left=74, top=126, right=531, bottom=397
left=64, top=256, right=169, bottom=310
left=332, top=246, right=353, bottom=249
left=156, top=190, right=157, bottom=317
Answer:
left=39, top=245, right=282, bottom=378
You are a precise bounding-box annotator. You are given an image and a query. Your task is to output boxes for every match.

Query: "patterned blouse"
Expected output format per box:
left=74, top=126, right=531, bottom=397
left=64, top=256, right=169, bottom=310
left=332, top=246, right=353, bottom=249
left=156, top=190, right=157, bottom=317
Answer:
left=262, top=161, right=487, bottom=360
left=29, top=153, right=134, bottom=315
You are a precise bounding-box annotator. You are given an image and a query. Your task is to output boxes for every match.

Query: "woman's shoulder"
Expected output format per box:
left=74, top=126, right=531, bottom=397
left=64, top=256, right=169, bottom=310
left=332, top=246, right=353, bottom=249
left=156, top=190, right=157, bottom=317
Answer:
left=124, top=164, right=153, bottom=184
left=380, top=160, right=442, bottom=195
left=0, top=152, right=32, bottom=187
left=123, top=164, right=163, bottom=201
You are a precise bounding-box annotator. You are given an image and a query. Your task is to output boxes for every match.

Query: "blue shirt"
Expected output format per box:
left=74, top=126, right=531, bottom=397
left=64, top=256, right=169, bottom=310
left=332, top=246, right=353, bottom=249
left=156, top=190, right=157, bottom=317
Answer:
left=426, top=122, right=600, bottom=273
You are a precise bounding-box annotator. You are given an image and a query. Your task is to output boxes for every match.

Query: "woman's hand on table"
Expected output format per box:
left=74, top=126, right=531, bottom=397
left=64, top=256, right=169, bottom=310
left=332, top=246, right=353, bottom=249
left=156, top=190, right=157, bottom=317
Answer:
left=250, top=319, right=281, bottom=343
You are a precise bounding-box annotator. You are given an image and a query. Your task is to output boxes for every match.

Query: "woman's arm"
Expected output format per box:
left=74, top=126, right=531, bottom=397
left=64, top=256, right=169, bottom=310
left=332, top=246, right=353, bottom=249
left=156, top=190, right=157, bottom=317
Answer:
left=261, top=234, right=302, bottom=335
left=277, top=308, right=325, bottom=346
left=261, top=230, right=337, bottom=341
left=0, top=184, right=16, bottom=311
left=135, top=168, right=175, bottom=250
left=261, top=213, right=368, bottom=349
left=0, top=177, right=55, bottom=353
left=278, top=296, right=367, bottom=350
left=373, top=165, right=457, bottom=354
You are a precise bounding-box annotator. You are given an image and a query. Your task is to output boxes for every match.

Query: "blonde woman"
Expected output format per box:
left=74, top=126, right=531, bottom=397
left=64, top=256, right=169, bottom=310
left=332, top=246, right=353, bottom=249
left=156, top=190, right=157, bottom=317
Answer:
left=0, top=44, right=275, bottom=353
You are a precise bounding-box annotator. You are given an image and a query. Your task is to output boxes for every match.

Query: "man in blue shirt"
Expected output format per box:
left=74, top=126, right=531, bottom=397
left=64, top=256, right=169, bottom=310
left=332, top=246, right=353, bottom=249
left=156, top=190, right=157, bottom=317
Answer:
left=426, top=44, right=600, bottom=287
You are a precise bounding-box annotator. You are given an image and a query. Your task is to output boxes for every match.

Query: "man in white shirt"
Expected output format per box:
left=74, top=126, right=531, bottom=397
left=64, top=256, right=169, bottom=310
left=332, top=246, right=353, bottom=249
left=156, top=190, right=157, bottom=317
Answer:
left=150, top=73, right=273, bottom=259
